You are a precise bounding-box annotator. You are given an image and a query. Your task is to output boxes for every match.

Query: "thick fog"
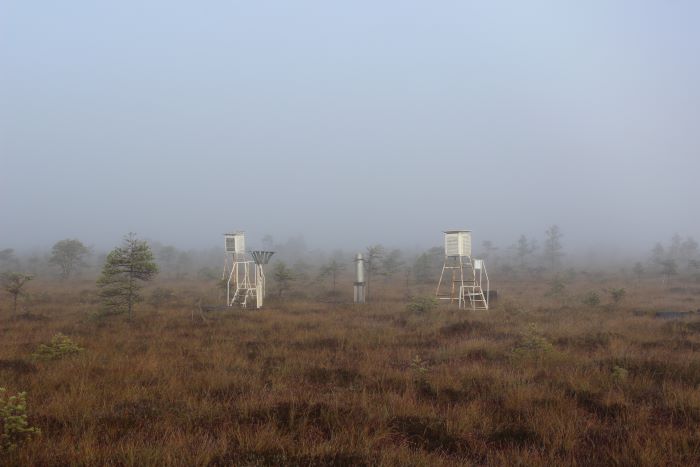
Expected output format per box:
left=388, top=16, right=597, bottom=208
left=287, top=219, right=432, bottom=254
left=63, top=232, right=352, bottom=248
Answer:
left=1, top=1, right=699, bottom=256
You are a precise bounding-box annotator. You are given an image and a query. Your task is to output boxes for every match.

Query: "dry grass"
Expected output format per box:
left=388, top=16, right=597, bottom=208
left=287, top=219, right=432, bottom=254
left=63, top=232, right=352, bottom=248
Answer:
left=2, top=277, right=700, bottom=465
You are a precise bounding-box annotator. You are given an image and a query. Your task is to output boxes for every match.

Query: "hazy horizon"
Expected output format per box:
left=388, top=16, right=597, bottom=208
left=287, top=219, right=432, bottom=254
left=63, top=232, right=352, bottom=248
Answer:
left=2, top=1, right=698, bottom=253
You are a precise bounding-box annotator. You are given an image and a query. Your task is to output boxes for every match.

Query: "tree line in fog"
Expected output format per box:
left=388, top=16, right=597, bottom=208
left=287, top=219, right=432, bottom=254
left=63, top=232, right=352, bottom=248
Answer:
left=1, top=226, right=699, bottom=289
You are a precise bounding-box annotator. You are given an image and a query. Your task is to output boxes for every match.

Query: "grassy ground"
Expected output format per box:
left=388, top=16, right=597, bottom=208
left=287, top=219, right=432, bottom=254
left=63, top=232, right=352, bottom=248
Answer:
left=1, top=278, right=700, bottom=466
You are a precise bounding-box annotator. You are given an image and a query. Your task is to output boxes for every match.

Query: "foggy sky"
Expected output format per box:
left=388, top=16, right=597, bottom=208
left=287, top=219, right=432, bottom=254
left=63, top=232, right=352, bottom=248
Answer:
left=1, top=1, right=699, bottom=253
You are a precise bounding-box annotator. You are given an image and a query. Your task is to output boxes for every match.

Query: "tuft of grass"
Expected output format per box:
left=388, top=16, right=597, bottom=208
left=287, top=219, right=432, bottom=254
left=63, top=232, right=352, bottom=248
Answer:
left=612, top=365, right=629, bottom=385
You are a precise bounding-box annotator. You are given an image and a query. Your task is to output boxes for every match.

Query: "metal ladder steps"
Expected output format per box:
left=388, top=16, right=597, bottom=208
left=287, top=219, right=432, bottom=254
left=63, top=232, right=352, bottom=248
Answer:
left=464, top=291, right=487, bottom=298
left=231, top=290, right=247, bottom=306
left=437, top=293, right=460, bottom=300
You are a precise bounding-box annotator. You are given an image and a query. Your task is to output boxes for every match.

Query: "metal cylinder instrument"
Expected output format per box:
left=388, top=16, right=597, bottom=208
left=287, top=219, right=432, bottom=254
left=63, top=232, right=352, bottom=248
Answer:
left=353, top=253, right=365, bottom=304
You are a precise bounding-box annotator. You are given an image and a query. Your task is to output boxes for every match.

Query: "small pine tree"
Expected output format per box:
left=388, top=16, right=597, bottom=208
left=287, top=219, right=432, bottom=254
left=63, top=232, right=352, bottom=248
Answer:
left=32, top=333, right=84, bottom=360
left=659, top=259, right=678, bottom=286
left=413, top=252, right=432, bottom=283
left=581, top=291, right=601, bottom=307
left=0, top=388, right=40, bottom=452
left=608, top=288, right=626, bottom=306
left=543, top=225, right=564, bottom=270
left=381, top=249, right=404, bottom=280
left=318, top=259, right=345, bottom=292
left=515, top=235, right=537, bottom=270
left=0, top=272, right=33, bottom=314
left=97, top=233, right=158, bottom=320
left=272, top=261, right=295, bottom=298
left=365, top=244, right=385, bottom=301
left=633, top=262, right=644, bottom=282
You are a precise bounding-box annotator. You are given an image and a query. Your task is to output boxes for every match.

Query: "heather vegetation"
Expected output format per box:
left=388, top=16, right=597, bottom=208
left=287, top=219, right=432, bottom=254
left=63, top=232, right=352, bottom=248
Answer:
left=1, top=231, right=699, bottom=465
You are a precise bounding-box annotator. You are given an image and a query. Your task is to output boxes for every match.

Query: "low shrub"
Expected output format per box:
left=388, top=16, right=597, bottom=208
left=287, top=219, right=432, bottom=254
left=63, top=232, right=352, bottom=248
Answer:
left=545, top=276, right=567, bottom=298
left=0, top=388, right=40, bottom=452
left=582, top=291, right=601, bottom=307
left=406, top=296, right=438, bottom=313
left=513, top=323, right=554, bottom=358
left=32, top=333, right=84, bottom=360
left=609, top=288, right=626, bottom=305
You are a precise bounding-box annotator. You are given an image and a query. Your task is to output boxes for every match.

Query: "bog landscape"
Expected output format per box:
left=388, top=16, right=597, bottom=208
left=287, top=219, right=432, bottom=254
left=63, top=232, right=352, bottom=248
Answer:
left=2, top=231, right=700, bottom=466
left=2, top=2, right=699, bottom=465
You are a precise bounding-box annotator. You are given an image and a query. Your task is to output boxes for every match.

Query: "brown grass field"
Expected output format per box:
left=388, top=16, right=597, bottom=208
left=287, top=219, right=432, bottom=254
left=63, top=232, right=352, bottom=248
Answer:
left=2, top=277, right=700, bottom=466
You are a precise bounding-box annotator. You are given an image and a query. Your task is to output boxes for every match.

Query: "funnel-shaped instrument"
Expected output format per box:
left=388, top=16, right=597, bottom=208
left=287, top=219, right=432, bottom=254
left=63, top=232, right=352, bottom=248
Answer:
left=251, top=250, right=275, bottom=265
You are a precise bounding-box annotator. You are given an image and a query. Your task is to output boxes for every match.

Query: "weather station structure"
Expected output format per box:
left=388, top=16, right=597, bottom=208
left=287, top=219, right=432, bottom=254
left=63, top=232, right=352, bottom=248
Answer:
left=353, top=253, right=366, bottom=304
left=436, top=230, right=490, bottom=310
left=223, top=231, right=274, bottom=309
